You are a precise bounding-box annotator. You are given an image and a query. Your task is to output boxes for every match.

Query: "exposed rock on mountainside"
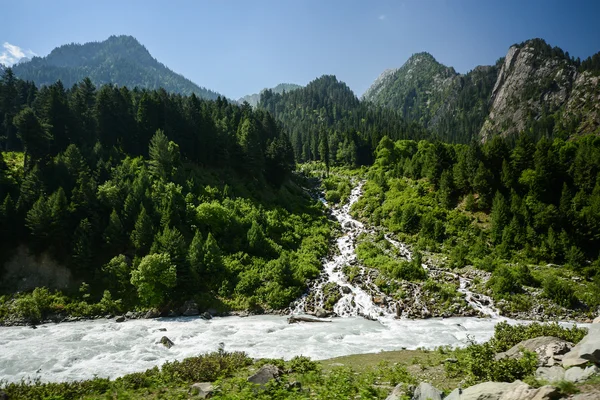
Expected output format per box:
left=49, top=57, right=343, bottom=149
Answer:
left=480, top=40, right=577, bottom=140
left=364, top=39, right=600, bottom=142
left=11, top=35, right=223, bottom=100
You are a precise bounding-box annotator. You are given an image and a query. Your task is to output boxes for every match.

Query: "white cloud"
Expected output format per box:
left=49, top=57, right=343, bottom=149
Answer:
left=0, top=42, right=37, bottom=66
left=378, top=14, right=386, bottom=20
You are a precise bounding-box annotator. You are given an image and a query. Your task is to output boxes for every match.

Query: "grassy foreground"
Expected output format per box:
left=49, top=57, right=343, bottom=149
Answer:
left=1, top=322, right=596, bottom=400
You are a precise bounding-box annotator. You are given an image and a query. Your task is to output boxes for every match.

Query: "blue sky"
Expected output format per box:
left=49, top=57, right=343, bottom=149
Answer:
left=1, top=0, right=599, bottom=99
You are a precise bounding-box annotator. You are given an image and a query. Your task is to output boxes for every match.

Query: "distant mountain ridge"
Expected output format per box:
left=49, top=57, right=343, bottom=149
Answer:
left=239, top=83, right=302, bottom=107
left=11, top=35, right=223, bottom=100
left=363, top=39, right=600, bottom=141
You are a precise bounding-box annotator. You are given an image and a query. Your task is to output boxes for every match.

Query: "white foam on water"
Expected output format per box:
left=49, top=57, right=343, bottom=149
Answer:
left=0, top=315, right=507, bottom=383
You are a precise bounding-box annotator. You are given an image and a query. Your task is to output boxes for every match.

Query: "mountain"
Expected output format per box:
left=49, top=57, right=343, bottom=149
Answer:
left=239, top=83, right=302, bottom=107
left=11, top=35, right=223, bottom=100
left=259, top=75, right=428, bottom=165
left=481, top=39, right=600, bottom=140
left=363, top=39, right=600, bottom=142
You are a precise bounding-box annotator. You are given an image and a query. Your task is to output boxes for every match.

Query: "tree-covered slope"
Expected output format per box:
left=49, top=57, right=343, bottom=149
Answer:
left=364, top=39, right=600, bottom=142
left=259, top=74, right=429, bottom=166
left=11, top=35, right=223, bottom=100
left=239, top=83, right=302, bottom=107
left=0, top=69, right=330, bottom=320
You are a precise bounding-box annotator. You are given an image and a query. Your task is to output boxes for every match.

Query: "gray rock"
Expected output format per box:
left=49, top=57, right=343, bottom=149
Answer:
left=571, top=393, right=600, bottom=400
left=207, top=308, right=218, bottom=316
left=565, top=365, right=600, bottom=383
left=314, top=307, right=333, bottom=318
left=285, top=381, right=301, bottom=390
left=125, top=311, right=135, bottom=319
left=412, top=382, right=442, bottom=400
left=495, top=336, right=573, bottom=366
left=115, top=315, right=125, bottom=323
left=160, top=336, right=174, bottom=349
left=181, top=300, right=200, bottom=316
left=247, top=364, right=280, bottom=386
left=288, top=315, right=331, bottom=324
left=444, top=380, right=548, bottom=400
left=562, top=324, right=600, bottom=367
left=535, top=366, right=565, bottom=382
left=145, top=309, right=160, bottom=319
left=578, top=324, right=600, bottom=363
left=201, top=311, right=212, bottom=320
left=562, top=349, right=589, bottom=368
left=189, top=382, right=214, bottom=398
left=386, top=383, right=408, bottom=400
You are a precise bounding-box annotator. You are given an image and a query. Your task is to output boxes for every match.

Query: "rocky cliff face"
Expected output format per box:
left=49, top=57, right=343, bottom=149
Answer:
left=480, top=43, right=576, bottom=140
left=365, top=39, right=600, bottom=142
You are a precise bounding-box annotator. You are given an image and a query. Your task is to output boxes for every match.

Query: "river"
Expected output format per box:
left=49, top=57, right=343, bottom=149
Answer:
left=1, top=180, right=510, bottom=383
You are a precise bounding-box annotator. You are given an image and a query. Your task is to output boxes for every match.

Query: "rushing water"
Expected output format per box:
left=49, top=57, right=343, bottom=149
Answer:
left=0, top=315, right=503, bottom=383
left=0, top=181, right=508, bottom=384
left=294, top=181, right=500, bottom=319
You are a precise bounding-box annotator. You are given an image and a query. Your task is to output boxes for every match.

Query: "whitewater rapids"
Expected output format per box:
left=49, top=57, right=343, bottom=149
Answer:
left=0, top=315, right=504, bottom=383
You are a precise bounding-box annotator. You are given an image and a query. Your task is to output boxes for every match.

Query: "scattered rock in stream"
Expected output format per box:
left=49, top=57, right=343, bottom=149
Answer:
left=288, top=316, right=331, bottom=324
left=160, top=336, right=174, bottom=348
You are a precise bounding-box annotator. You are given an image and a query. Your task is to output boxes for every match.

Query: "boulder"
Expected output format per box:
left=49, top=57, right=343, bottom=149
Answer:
left=160, top=336, right=174, bottom=349
left=593, top=315, right=600, bottom=324
left=144, top=309, right=161, bottom=319
left=495, top=336, right=573, bottom=366
left=577, top=325, right=600, bottom=363
left=412, top=382, right=442, bottom=400
left=125, top=311, right=135, bottom=319
left=562, top=324, right=600, bottom=367
left=562, top=349, right=589, bottom=368
left=201, top=311, right=212, bottom=320
left=287, top=316, right=331, bottom=324
left=314, top=307, right=333, bottom=318
left=445, top=381, right=559, bottom=400
left=386, top=383, right=409, bottom=400
left=207, top=308, right=218, bottom=316
left=247, top=364, right=280, bottom=387
left=535, top=366, right=565, bottom=382
left=181, top=300, right=200, bottom=316
left=565, top=365, right=600, bottom=383
left=189, top=382, right=214, bottom=398
left=115, top=315, right=125, bottom=323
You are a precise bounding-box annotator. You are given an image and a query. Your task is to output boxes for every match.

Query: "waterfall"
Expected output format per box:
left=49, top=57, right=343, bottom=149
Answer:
left=292, top=180, right=500, bottom=320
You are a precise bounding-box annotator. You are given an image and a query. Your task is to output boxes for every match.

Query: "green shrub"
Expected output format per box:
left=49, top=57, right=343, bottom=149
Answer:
left=543, top=275, right=577, bottom=308
left=491, top=321, right=587, bottom=352
left=288, top=356, right=320, bottom=374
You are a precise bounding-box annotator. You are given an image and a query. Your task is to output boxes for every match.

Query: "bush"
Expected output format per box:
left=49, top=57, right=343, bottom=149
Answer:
left=542, top=275, right=577, bottom=308
left=491, top=321, right=587, bottom=352
left=288, top=356, right=320, bottom=374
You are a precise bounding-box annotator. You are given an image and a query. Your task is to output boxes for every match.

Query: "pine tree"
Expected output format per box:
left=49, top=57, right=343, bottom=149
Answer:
left=104, top=209, right=125, bottom=247
left=203, top=232, right=222, bottom=278
left=188, top=230, right=205, bottom=283
left=72, top=218, right=93, bottom=275
left=130, top=206, right=154, bottom=253
left=491, top=191, right=510, bottom=244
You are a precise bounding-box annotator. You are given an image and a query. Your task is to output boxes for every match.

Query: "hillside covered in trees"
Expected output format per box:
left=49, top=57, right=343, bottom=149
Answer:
left=259, top=75, right=429, bottom=167
left=11, top=35, right=223, bottom=100
left=352, top=134, right=600, bottom=315
left=0, top=68, right=331, bottom=319
left=363, top=39, right=600, bottom=143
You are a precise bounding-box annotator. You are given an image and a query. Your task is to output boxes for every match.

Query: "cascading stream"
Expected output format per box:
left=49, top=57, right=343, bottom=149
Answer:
left=293, top=180, right=500, bottom=320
